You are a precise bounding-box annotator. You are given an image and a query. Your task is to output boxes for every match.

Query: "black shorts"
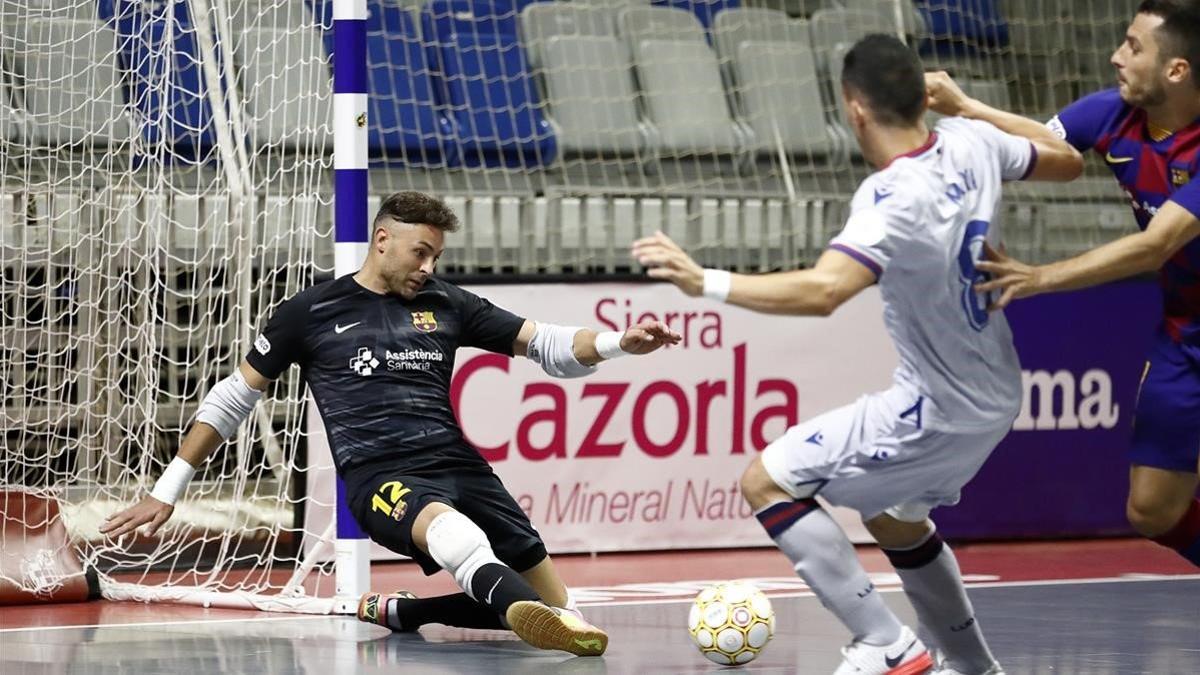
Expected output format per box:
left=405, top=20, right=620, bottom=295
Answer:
left=344, top=443, right=546, bottom=576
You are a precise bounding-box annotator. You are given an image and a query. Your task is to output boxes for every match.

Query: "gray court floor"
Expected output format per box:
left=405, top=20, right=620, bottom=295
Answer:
left=3, top=578, right=1198, bottom=674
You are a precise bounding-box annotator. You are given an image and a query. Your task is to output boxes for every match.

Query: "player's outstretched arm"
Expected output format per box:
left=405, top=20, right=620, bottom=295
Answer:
left=925, top=71, right=1083, bottom=182
left=632, top=232, right=876, bottom=316
left=512, top=318, right=682, bottom=374
left=975, top=201, right=1200, bottom=309
left=100, top=361, right=273, bottom=539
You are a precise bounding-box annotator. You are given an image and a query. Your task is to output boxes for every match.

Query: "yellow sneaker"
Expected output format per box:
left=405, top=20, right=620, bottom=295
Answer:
left=505, top=601, right=608, bottom=656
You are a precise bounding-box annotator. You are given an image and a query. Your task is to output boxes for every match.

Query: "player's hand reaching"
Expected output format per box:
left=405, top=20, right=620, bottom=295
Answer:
left=620, top=320, right=682, bottom=355
left=925, top=71, right=972, bottom=117
left=973, top=242, right=1043, bottom=310
left=631, top=231, right=704, bottom=296
left=100, top=494, right=175, bottom=539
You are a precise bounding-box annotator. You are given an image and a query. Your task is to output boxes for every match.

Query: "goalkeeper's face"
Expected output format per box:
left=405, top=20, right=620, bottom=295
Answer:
left=1113, top=13, right=1171, bottom=108
left=379, top=220, right=445, bottom=299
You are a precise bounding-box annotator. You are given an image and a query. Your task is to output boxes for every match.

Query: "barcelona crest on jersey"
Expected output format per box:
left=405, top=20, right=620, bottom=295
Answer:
left=411, top=311, right=438, bottom=333
left=1171, top=166, right=1190, bottom=188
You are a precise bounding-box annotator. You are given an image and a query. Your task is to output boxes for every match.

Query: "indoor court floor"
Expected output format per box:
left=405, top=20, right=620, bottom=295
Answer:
left=3, top=540, right=1198, bottom=674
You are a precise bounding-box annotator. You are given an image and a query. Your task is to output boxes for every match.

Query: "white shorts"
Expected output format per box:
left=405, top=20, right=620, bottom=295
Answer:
left=760, top=387, right=1011, bottom=522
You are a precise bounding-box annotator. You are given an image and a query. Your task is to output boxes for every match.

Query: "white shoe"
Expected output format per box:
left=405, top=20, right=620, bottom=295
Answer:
left=832, top=625, right=934, bottom=675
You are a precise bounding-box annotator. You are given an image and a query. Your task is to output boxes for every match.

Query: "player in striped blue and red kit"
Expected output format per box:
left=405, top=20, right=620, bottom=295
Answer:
left=927, top=0, right=1200, bottom=568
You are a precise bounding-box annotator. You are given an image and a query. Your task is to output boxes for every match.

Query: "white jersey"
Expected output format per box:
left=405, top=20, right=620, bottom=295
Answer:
left=830, top=117, right=1036, bottom=432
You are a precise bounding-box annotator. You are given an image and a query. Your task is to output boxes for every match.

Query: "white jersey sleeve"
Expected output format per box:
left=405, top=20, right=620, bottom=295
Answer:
left=955, top=118, right=1037, bottom=182
left=829, top=177, right=921, bottom=278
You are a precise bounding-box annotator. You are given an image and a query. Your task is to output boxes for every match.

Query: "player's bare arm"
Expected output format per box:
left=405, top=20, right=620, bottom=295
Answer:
left=925, top=71, right=1084, bottom=182
left=631, top=231, right=875, bottom=316
left=100, top=360, right=273, bottom=539
left=510, top=318, right=682, bottom=365
left=976, top=200, right=1200, bottom=310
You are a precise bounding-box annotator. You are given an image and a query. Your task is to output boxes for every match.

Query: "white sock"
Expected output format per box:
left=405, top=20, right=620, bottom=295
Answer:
left=886, top=531, right=997, bottom=673
left=757, top=500, right=903, bottom=645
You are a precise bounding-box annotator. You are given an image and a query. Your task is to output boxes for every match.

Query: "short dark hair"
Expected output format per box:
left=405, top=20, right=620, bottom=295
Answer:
left=1138, top=0, right=1200, bottom=87
left=841, top=34, right=927, bottom=126
left=373, top=191, right=460, bottom=232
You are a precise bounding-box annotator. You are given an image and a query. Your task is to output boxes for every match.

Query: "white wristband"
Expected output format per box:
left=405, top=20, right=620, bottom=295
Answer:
left=150, top=457, right=196, bottom=505
left=703, top=269, right=732, bottom=302
left=595, top=331, right=629, bottom=360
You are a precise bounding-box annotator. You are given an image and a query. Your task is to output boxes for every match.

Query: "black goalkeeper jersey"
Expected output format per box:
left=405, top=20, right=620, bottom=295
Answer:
left=245, top=274, right=525, bottom=472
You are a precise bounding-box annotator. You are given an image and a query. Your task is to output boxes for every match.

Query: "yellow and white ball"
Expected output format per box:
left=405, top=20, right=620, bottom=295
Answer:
left=687, top=581, right=775, bottom=666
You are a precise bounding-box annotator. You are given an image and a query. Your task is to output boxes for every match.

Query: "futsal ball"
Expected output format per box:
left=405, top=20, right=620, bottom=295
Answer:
left=687, top=581, right=775, bottom=666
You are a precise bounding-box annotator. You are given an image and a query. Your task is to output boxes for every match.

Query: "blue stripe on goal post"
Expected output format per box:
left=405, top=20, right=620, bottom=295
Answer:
left=332, top=0, right=370, bottom=606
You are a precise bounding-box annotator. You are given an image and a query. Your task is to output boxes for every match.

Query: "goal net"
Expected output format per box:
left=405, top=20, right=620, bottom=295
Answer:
left=0, top=0, right=1135, bottom=612
left=1, top=0, right=337, bottom=611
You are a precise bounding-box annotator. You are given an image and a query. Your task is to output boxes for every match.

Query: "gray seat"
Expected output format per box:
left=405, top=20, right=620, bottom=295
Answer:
left=13, top=18, right=130, bottom=146
left=808, top=7, right=896, bottom=55
left=713, top=7, right=809, bottom=51
left=520, top=3, right=617, bottom=71
left=520, top=5, right=643, bottom=157
left=635, top=39, right=743, bottom=154
left=712, top=9, right=840, bottom=157
left=237, top=27, right=333, bottom=150
left=840, top=0, right=928, bottom=42
left=735, top=40, right=839, bottom=157
left=619, top=5, right=708, bottom=48
left=619, top=6, right=745, bottom=156
left=541, top=36, right=643, bottom=154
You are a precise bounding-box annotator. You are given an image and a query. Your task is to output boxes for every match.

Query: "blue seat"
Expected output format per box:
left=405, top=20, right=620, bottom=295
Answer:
left=308, top=0, right=456, bottom=166
left=96, top=0, right=222, bottom=161
left=422, top=0, right=556, bottom=168
left=916, top=0, right=1008, bottom=57
left=651, top=0, right=741, bottom=33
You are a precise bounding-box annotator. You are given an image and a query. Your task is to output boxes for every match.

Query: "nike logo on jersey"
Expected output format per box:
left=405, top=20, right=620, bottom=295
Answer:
left=884, top=639, right=918, bottom=668
left=1104, top=152, right=1134, bottom=164
left=485, top=578, right=502, bottom=604
left=873, top=188, right=893, bottom=203
left=805, top=431, right=824, bottom=446
left=334, top=321, right=362, bottom=334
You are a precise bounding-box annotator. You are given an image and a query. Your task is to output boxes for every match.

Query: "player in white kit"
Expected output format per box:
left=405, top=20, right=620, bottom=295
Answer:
left=633, top=35, right=1083, bottom=675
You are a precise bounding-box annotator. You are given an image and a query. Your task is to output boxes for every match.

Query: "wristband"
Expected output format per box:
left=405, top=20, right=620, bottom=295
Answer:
left=595, top=331, right=629, bottom=360
left=702, top=269, right=732, bottom=302
left=150, top=457, right=196, bottom=505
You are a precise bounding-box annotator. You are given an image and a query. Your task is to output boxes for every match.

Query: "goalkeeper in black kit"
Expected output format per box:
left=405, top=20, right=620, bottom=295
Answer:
left=101, top=191, right=681, bottom=655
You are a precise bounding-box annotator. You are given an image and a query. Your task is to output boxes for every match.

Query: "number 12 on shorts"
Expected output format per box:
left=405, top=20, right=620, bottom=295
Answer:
left=372, top=481, right=412, bottom=522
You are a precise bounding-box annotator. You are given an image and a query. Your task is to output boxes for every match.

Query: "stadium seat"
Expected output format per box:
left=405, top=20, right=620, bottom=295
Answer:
left=712, top=8, right=840, bottom=159
left=519, top=2, right=617, bottom=70
left=8, top=18, right=131, bottom=147
left=520, top=4, right=644, bottom=157
left=619, top=6, right=747, bottom=158
left=650, top=0, right=742, bottom=33
left=422, top=0, right=557, bottom=168
left=916, top=0, right=1008, bottom=54
left=305, top=1, right=457, bottom=166
left=840, top=0, right=929, bottom=43
left=237, top=27, right=332, bottom=151
left=96, top=0, right=221, bottom=159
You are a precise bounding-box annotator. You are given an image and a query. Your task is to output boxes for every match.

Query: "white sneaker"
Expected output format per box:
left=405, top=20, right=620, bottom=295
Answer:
left=832, top=625, right=934, bottom=675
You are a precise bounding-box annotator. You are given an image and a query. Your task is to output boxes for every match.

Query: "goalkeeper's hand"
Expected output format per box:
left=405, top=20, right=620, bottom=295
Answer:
left=100, top=495, right=175, bottom=539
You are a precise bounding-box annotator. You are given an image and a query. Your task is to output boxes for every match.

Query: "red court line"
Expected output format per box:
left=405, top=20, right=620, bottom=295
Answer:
left=1, top=538, right=1192, bottom=631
